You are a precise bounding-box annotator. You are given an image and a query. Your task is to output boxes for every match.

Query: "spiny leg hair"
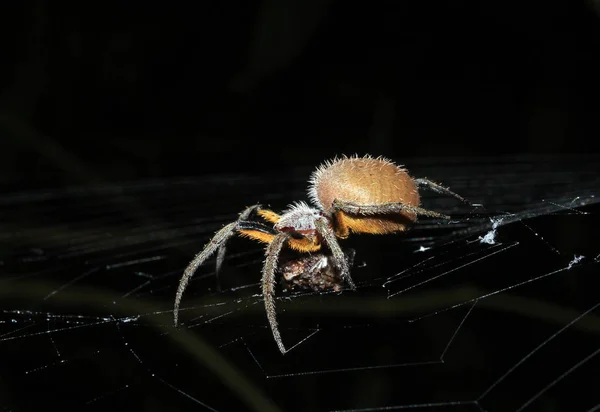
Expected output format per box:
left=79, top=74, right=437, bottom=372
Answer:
left=315, top=218, right=356, bottom=290
left=332, top=198, right=450, bottom=220
left=174, top=204, right=264, bottom=326
left=413, top=178, right=471, bottom=205
left=262, top=232, right=291, bottom=354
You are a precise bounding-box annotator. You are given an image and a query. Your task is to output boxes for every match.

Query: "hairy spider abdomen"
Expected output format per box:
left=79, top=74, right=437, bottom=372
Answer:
left=308, top=155, right=420, bottom=234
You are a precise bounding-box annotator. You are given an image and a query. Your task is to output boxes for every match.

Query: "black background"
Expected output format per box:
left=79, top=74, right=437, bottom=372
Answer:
left=1, top=2, right=600, bottom=412
left=1, top=1, right=599, bottom=189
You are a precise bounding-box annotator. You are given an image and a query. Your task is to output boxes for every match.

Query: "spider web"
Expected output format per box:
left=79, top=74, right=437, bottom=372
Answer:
left=1, top=154, right=599, bottom=412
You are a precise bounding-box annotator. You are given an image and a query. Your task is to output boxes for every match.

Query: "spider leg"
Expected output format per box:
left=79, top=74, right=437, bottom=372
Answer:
left=413, top=178, right=471, bottom=205
left=257, top=209, right=281, bottom=224
left=215, top=204, right=263, bottom=281
left=174, top=221, right=238, bottom=326
left=332, top=198, right=450, bottom=220
left=215, top=246, right=227, bottom=292
left=314, top=218, right=356, bottom=290
left=175, top=207, right=277, bottom=326
left=262, top=232, right=291, bottom=354
left=331, top=211, right=350, bottom=238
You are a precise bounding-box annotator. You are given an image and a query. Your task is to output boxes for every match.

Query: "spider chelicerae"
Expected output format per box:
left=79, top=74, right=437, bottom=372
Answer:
left=174, top=154, right=468, bottom=354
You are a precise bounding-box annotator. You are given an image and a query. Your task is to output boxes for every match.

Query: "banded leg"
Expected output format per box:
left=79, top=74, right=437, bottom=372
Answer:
left=332, top=198, right=450, bottom=220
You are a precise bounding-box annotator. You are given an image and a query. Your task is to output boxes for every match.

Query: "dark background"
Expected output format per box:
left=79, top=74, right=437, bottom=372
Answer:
left=1, top=1, right=599, bottom=191
left=1, top=2, right=600, bottom=412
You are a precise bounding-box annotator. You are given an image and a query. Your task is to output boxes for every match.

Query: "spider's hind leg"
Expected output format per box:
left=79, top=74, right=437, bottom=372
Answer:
left=332, top=198, right=451, bottom=220
left=413, top=178, right=471, bottom=205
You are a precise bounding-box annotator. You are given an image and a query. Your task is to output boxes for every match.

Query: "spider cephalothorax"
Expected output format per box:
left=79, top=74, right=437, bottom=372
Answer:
left=174, top=155, right=468, bottom=354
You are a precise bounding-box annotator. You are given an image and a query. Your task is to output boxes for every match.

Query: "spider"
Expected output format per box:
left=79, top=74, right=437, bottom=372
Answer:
left=174, top=154, right=468, bottom=354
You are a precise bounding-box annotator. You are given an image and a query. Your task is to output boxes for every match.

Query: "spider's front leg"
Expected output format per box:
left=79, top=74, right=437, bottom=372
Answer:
left=216, top=204, right=263, bottom=279
left=215, top=205, right=282, bottom=288
left=174, top=221, right=238, bottom=326
left=262, top=232, right=292, bottom=354
left=174, top=204, right=278, bottom=326
left=314, top=218, right=356, bottom=290
left=331, top=198, right=450, bottom=219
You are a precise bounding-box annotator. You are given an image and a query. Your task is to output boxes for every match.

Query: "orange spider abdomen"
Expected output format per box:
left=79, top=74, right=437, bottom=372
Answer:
left=308, top=156, right=420, bottom=235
